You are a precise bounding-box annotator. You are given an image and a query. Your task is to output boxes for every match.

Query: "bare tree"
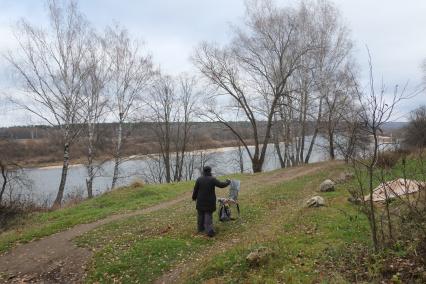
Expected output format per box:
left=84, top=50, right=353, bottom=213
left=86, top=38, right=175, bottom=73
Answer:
left=0, top=150, right=16, bottom=204
left=145, top=74, right=198, bottom=183
left=349, top=50, right=418, bottom=252
left=271, top=1, right=316, bottom=167
left=104, top=25, right=153, bottom=189
left=183, top=151, right=197, bottom=181
left=234, top=143, right=245, bottom=173
left=5, top=0, right=90, bottom=208
left=335, top=101, right=368, bottom=163
left=194, top=0, right=314, bottom=172
left=268, top=0, right=354, bottom=166
left=0, top=138, right=32, bottom=205
left=172, top=75, right=199, bottom=181
left=403, top=105, right=426, bottom=148
left=82, top=32, right=110, bottom=198
left=274, top=94, right=299, bottom=167
left=142, top=154, right=166, bottom=184
left=197, top=150, right=217, bottom=176
left=146, top=75, right=175, bottom=183
left=321, top=66, right=355, bottom=160
left=309, top=0, right=354, bottom=161
left=0, top=162, right=7, bottom=204
left=0, top=163, right=32, bottom=206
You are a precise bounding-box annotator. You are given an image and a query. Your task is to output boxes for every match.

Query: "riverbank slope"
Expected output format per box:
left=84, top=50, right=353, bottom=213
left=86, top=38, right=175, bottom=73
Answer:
left=1, top=160, right=423, bottom=283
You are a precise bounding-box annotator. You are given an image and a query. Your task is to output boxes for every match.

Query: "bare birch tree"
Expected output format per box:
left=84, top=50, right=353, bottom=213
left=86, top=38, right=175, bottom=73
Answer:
left=5, top=0, right=89, bottom=207
left=104, top=25, right=153, bottom=189
left=82, top=33, right=110, bottom=198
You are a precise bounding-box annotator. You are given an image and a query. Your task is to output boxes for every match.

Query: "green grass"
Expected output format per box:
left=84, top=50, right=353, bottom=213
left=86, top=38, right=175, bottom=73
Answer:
left=187, top=170, right=371, bottom=283
left=0, top=181, right=193, bottom=253
left=187, top=157, right=426, bottom=283
left=86, top=237, right=205, bottom=284
left=190, top=202, right=369, bottom=283
left=75, top=163, right=359, bottom=283
left=5, top=159, right=419, bottom=282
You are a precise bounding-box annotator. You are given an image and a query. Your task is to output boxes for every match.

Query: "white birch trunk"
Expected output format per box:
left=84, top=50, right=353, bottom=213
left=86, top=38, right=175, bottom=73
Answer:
left=53, top=142, right=70, bottom=208
left=111, top=118, right=123, bottom=189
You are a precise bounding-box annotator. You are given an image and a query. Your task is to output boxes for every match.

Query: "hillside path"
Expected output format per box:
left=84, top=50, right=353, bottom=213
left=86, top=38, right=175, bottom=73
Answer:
left=154, top=163, right=334, bottom=284
left=0, top=162, right=335, bottom=283
left=0, top=193, right=191, bottom=283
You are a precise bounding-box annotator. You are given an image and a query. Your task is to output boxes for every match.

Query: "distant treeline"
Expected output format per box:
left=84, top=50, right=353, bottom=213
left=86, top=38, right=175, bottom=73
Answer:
left=0, top=121, right=310, bottom=166
left=0, top=120, right=405, bottom=140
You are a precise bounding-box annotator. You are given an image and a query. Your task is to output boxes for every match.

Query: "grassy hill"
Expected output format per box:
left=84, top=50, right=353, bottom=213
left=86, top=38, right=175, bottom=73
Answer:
left=1, top=159, right=424, bottom=283
left=0, top=181, right=193, bottom=253
left=73, top=161, right=370, bottom=283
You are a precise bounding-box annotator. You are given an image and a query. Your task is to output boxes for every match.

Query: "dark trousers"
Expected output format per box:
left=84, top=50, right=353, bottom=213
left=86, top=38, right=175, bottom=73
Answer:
left=197, top=210, right=214, bottom=234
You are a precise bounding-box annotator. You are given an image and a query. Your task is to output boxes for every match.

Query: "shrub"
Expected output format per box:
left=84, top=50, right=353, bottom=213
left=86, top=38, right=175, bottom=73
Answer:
left=376, top=150, right=408, bottom=169
left=0, top=200, right=46, bottom=232
left=0, top=204, right=23, bottom=231
left=404, top=105, right=426, bottom=148
left=129, top=178, right=145, bottom=189
left=62, top=188, right=85, bottom=207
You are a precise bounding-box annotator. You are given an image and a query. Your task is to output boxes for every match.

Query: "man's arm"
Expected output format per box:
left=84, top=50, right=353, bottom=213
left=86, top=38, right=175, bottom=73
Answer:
left=192, top=179, right=200, bottom=200
left=214, top=178, right=231, bottom=188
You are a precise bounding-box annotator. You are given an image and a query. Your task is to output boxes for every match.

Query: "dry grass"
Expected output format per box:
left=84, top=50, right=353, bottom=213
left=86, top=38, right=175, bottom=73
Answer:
left=129, top=178, right=145, bottom=189
left=376, top=149, right=408, bottom=169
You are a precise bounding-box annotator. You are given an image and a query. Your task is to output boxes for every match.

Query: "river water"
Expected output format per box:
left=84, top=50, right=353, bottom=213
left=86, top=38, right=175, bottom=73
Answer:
left=16, top=138, right=330, bottom=205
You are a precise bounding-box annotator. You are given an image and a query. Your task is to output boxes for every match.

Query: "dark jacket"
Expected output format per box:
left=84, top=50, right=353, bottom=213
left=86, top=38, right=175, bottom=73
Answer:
left=192, top=174, right=230, bottom=212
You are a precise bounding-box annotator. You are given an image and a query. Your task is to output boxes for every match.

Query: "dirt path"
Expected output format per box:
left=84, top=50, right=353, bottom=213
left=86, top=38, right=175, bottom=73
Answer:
left=0, top=194, right=191, bottom=283
left=154, top=163, right=336, bottom=284
left=0, top=162, right=336, bottom=284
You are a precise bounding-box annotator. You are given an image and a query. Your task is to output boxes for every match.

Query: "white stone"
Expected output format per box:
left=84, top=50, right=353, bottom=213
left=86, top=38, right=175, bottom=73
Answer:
left=306, top=196, right=326, bottom=207
left=320, top=179, right=335, bottom=192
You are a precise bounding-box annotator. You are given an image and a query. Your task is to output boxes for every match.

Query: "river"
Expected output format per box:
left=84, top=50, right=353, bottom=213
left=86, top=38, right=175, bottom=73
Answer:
left=14, top=138, right=330, bottom=205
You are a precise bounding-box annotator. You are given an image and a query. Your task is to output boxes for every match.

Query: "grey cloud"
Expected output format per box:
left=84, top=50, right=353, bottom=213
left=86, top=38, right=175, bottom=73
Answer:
left=0, top=0, right=425, bottom=126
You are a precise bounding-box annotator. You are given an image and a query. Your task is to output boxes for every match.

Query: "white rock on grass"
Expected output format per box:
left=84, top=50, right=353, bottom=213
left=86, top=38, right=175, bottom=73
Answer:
left=306, top=196, right=326, bottom=207
left=320, top=179, right=335, bottom=192
left=246, top=247, right=273, bottom=266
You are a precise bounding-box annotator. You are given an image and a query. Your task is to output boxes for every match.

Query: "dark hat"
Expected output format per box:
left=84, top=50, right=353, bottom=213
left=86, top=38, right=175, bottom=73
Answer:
left=203, top=166, right=212, bottom=174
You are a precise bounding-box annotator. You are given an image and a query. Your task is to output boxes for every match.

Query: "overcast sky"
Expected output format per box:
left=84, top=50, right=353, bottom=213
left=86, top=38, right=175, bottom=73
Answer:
left=0, top=0, right=425, bottom=126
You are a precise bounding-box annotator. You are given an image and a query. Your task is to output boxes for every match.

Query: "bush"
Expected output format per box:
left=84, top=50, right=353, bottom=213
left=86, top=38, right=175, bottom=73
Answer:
left=0, top=204, right=23, bottom=231
left=404, top=105, right=426, bottom=148
left=376, top=150, right=407, bottom=169
left=62, top=188, right=85, bottom=207
left=129, top=178, right=145, bottom=189
left=0, top=200, right=46, bottom=232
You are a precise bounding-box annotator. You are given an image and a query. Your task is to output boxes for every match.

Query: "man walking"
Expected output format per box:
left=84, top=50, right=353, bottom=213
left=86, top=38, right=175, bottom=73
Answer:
left=192, top=166, right=230, bottom=237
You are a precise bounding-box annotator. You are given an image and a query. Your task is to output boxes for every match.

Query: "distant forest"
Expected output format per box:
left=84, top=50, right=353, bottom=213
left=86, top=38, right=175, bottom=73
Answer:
left=0, top=121, right=405, bottom=168
left=0, top=121, right=296, bottom=167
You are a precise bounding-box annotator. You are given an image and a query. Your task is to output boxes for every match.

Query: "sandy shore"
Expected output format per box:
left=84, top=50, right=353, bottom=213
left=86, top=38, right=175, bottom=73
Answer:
left=32, top=145, right=244, bottom=170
